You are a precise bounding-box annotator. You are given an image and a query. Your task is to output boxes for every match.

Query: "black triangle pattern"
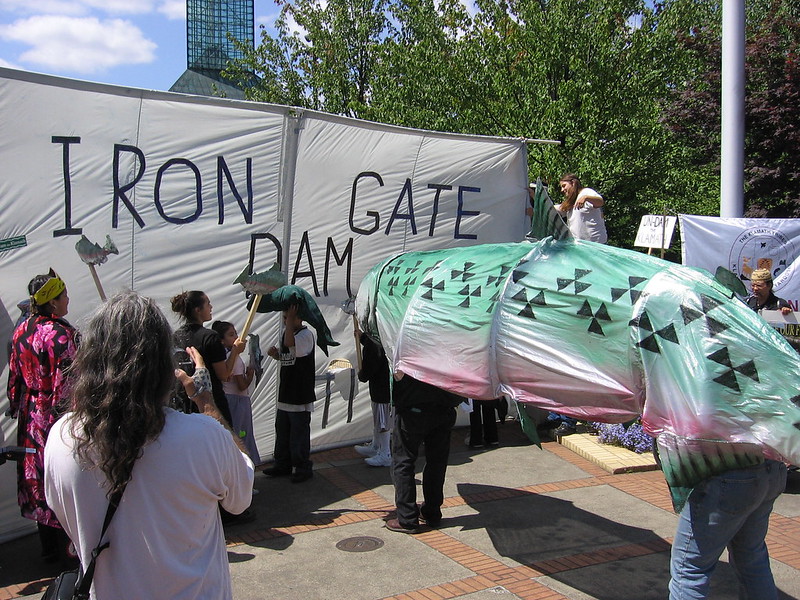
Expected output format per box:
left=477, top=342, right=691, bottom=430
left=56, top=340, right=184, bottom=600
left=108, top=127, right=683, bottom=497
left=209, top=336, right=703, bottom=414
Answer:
left=656, top=324, right=679, bottom=344
left=636, top=334, right=661, bottom=353
left=595, top=303, right=611, bottom=321
left=681, top=304, right=704, bottom=325
left=518, top=304, right=536, bottom=319
left=708, top=347, right=732, bottom=367
left=577, top=300, right=593, bottom=317
left=610, top=276, right=648, bottom=304
left=531, top=290, right=547, bottom=306
left=713, top=370, right=741, bottom=392
left=701, top=294, right=724, bottom=313
left=404, top=260, right=422, bottom=274
left=588, top=319, right=605, bottom=335
left=733, top=360, right=759, bottom=382
left=705, top=316, right=729, bottom=337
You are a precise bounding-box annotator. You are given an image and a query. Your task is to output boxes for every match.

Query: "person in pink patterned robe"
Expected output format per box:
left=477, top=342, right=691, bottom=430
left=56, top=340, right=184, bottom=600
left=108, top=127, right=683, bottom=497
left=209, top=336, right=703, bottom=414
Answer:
left=6, top=270, right=78, bottom=562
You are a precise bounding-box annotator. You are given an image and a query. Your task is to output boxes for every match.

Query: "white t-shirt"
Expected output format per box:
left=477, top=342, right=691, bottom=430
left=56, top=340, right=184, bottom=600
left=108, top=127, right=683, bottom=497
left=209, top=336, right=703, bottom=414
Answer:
left=222, top=352, right=249, bottom=397
left=557, top=187, right=608, bottom=243
left=45, top=408, right=254, bottom=600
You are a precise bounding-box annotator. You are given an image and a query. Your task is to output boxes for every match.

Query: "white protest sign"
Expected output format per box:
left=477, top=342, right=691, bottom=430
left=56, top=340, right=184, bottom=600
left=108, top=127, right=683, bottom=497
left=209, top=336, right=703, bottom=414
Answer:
left=634, top=214, right=677, bottom=249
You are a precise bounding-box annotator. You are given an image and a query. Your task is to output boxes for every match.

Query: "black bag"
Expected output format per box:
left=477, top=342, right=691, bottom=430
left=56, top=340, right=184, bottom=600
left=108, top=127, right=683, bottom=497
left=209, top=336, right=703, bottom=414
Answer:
left=41, top=569, right=82, bottom=600
left=41, top=488, right=124, bottom=600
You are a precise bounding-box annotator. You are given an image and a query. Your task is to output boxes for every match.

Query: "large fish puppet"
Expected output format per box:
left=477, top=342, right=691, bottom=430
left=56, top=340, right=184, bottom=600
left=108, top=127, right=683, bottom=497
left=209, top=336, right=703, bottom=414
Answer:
left=356, top=182, right=800, bottom=511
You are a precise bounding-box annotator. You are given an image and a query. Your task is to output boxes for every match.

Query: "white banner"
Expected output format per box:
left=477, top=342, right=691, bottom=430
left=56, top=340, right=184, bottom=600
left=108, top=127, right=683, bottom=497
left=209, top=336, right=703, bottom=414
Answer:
left=679, top=214, right=800, bottom=308
left=0, top=68, right=529, bottom=541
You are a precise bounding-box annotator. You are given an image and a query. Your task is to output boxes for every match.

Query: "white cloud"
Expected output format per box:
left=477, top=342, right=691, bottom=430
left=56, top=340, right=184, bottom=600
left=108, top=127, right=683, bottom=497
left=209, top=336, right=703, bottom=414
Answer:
left=0, top=56, right=22, bottom=69
left=157, top=0, right=185, bottom=20
left=0, top=15, right=157, bottom=74
left=0, top=0, right=89, bottom=16
left=0, top=0, right=156, bottom=16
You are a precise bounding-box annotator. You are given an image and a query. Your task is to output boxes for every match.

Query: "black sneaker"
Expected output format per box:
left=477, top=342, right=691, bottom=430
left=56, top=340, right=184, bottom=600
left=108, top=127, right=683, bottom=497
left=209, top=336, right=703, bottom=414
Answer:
left=221, top=508, right=257, bottom=527
left=554, top=423, right=577, bottom=437
left=263, top=466, right=292, bottom=478
left=290, top=471, right=313, bottom=483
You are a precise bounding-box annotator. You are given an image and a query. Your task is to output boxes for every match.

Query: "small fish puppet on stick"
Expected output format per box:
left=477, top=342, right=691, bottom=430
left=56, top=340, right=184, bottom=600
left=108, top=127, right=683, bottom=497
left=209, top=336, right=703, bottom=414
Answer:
left=233, top=263, right=338, bottom=355
left=75, top=235, right=118, bottom=301
left=233, top=263, right=288, bottom=339
left=356, top=180, right=800, bottom=512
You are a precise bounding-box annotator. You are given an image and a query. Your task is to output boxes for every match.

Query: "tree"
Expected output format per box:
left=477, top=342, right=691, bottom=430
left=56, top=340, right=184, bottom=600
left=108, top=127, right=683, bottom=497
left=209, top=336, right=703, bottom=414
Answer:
left=661, top=0, right=800, bottom=218
left=224, top=0, right=743, bottom=248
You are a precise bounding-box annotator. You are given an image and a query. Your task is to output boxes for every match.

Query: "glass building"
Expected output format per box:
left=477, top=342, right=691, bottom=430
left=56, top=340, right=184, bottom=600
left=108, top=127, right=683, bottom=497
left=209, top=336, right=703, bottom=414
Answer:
left=171, top=0, right=254, bottom=98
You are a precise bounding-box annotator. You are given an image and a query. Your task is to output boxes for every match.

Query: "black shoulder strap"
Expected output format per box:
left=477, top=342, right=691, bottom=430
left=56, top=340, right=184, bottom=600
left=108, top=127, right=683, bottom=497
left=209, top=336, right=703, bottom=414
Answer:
left=73, top=487, right=125, bottom=599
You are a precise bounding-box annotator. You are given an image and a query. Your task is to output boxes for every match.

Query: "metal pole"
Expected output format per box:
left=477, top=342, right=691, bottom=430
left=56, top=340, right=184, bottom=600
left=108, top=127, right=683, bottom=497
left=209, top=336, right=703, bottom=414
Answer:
left=720, top=0, right=746, bottom=218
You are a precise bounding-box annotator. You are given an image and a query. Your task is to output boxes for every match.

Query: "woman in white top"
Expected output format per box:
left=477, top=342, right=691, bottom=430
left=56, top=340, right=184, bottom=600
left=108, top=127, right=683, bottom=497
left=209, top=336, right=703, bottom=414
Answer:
left=555, top=173, right=608, bottom=244
left=45, top=292, right=253, bottom=600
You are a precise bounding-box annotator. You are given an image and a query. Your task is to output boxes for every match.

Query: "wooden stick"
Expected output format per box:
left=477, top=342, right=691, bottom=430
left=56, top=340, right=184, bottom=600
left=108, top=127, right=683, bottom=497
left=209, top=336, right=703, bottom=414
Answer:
left=88, top=264, right=106, bottom=301
left=239, top=293, right=263, bottom=339
left=352, top=314, right=363, bottom=372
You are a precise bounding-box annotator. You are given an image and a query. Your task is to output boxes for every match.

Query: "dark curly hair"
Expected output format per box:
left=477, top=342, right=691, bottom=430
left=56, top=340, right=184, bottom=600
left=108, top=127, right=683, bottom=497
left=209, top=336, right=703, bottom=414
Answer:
left=70, top=291, right=174, bottom=497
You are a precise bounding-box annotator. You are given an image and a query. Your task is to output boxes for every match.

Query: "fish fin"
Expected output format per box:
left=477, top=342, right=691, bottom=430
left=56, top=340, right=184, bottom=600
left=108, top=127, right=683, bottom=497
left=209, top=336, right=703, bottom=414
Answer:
left=714, top=266, right=748, bottom=298
left=233, top=264, right=250, bottom=285
left=656, top=434, right=763, bottom=513
left=515, top=399, right=542, bottom=448
left=103, top=235, right=119, bottom=255
left=526, top=178, right=572, bottom=242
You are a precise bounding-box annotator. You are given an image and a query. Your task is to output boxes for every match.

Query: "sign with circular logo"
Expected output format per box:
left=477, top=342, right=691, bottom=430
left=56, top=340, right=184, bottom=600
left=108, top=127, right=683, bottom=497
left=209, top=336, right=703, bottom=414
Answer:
left=728, top=227, right=795, bottom=291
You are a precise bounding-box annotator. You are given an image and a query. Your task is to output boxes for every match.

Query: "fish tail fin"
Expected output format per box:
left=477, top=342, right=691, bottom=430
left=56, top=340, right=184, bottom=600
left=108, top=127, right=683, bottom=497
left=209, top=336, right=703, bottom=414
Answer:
left=526, top=178, right=572, bottom=242
left=103, top=235, right=119, bottom=256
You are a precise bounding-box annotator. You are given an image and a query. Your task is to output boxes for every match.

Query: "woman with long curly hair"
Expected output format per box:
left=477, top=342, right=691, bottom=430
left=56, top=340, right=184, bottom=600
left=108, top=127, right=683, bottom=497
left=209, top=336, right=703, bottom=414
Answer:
left=44, top=291, right=253, bottom=599
left=7, top=269, right=78, bottom=563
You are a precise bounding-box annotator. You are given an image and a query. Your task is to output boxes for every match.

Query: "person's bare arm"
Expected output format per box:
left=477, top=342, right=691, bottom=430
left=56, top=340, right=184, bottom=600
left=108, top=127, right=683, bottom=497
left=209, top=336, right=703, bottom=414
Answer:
left=177, top=347, right=249, bottom=455
left=575, top=191, right=604, bottom=208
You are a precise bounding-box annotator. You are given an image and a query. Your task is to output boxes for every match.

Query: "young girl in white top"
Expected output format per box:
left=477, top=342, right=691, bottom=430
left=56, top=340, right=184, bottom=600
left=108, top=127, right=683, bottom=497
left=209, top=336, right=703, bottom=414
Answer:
left=212, top=320, right=260, bottom=464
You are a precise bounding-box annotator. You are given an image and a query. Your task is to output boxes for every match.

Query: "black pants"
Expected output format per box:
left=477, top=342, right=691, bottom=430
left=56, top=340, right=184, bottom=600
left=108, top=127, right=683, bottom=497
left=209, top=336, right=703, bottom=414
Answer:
left=391, top=407, right=456, bottom=527
left=273, top=409, right=313, bottom=475
left=469, top=399, right=499, bottom=445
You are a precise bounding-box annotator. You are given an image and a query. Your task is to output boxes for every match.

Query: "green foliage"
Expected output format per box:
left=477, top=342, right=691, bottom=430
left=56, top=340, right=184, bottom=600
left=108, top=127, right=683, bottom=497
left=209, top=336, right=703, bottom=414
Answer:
left=224, top=0, right=798, bottom=248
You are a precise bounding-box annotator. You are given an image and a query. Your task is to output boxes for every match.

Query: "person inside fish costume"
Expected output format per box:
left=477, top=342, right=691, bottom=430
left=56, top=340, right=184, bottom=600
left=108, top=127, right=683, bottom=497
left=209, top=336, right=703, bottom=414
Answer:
left=357, top=181, right=798, bottom=596
left=355, top=180, right=800, bottom=515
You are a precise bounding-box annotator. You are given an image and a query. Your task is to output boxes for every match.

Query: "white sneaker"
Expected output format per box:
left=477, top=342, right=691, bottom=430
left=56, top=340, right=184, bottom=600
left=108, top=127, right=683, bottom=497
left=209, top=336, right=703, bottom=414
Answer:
left=355, top=443, right=376, bottom=457
left=365, top=452, right=392, bottom=467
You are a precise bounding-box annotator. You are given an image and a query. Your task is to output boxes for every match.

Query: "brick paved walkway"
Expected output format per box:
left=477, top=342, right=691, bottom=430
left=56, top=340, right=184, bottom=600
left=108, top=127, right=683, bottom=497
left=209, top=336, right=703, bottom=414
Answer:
left=2, top=424, right=799, bottom=600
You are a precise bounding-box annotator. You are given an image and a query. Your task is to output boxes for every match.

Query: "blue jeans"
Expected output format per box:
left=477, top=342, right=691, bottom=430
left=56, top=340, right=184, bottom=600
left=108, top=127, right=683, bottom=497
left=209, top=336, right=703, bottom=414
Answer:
left=669, top=459, right=787, bottom=600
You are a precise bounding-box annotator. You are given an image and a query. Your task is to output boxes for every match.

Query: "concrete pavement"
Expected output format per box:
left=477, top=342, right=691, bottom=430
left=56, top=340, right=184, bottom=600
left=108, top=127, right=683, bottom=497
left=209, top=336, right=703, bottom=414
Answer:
left=2, top=422, right=800, bottom=599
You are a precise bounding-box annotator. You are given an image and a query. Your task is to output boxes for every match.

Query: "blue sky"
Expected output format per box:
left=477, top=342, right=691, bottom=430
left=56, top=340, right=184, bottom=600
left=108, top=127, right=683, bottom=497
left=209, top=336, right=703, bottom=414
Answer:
left=0, top=0, right=282, bottom=91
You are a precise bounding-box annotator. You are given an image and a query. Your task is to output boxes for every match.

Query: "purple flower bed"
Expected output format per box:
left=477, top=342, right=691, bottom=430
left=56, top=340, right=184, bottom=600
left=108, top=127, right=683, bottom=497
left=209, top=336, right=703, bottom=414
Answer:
left=589, top=421, right=654, bottom=454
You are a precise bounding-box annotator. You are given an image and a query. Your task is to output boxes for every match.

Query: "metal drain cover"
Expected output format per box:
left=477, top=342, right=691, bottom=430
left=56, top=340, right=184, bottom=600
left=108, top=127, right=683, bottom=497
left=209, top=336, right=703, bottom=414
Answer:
left=335, top=536, right=384, bottom=552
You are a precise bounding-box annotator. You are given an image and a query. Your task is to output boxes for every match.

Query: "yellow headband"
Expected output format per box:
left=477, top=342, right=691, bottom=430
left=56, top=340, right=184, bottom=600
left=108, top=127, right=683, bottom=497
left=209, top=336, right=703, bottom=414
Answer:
left=32, top=277, right=66, bottom=306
